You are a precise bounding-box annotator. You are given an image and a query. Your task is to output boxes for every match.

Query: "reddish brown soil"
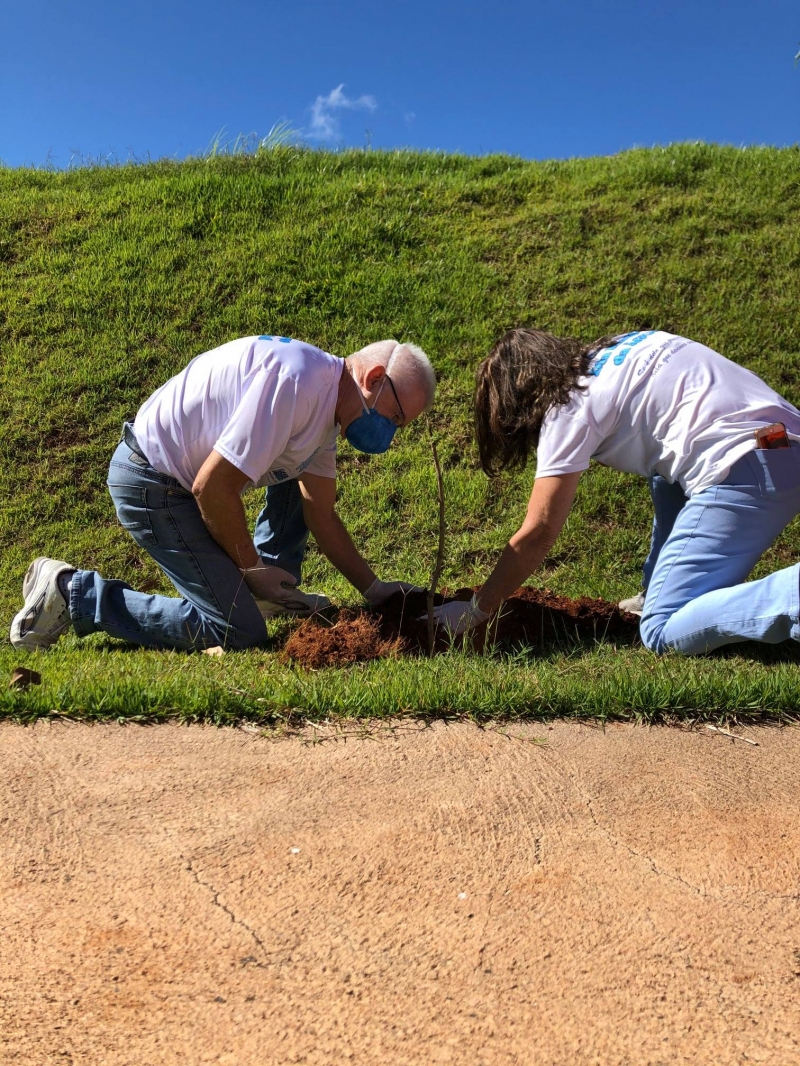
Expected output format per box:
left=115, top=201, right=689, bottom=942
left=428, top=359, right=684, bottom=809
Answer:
left=281, top=611, right=404, bottom=670
left=283, top=587, right=639, bottom=669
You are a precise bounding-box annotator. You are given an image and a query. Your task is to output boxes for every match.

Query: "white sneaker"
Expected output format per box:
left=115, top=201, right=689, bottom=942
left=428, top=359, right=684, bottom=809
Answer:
left=11, top=557, right=76, bottom=650
left=255, top=590, right=331, bottom=619
left=618, top=591, right=646, bottom=616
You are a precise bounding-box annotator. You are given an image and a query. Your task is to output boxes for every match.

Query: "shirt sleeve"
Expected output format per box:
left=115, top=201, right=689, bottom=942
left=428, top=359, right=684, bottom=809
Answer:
left=301, top=440, right=338, bottom=479
left=213, top=368, right=300, bottom=484
left=535, top=413, right=604, bottom=479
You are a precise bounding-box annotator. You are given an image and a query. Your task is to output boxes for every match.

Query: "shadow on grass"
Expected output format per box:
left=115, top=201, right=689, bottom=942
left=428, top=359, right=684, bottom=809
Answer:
left=81, top=623, right=800, bottom=668
left=505, top=634, right=800, bottom=666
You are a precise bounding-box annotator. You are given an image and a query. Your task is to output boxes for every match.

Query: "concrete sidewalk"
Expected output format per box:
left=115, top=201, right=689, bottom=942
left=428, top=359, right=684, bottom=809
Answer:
left=1, top=719, right=798, bottom=1065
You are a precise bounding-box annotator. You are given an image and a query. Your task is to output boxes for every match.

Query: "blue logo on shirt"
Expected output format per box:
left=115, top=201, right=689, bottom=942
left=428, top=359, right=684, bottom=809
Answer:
left=588, top=331, right=656, bottom=376
left=258, top=335, right=293, bottom=343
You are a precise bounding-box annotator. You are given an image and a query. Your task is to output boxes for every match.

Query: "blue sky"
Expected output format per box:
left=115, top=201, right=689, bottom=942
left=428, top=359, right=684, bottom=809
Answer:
left=2, top=0, right=798, bottom=167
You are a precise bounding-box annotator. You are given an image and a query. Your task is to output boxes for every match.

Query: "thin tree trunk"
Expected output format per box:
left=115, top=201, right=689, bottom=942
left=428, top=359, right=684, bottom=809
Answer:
left=426, top=421, right=446, bottom=655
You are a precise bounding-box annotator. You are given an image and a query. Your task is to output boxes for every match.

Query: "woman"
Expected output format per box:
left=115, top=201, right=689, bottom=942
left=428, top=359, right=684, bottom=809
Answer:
left=431, top=328, right=800, bottom=655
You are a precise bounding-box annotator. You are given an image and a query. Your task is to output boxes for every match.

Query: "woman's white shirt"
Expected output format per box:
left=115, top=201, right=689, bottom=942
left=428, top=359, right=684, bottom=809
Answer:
left=535, top=332, right=800, bottom=495
left=134, top=336, right=343, bottom=492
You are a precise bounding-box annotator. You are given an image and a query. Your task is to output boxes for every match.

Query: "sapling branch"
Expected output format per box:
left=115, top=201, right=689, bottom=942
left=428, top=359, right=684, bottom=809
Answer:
left=426, top=420, right=446, bottom=655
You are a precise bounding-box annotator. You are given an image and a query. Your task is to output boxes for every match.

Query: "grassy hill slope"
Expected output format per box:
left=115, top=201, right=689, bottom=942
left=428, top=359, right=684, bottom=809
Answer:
left=2, top=143, right=799, bottom=720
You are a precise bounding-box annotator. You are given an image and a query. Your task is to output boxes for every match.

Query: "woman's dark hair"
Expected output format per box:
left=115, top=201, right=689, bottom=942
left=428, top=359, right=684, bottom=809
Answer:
left=475, top=328, right=611, bottom=477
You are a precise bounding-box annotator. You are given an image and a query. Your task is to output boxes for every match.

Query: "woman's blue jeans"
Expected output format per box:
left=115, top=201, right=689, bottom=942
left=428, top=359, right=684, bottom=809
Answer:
left=639, top=448, right=800, bottom=655
left=69, top=440, right=310, bottom=651
left=641, top=475, right=689, bottom=592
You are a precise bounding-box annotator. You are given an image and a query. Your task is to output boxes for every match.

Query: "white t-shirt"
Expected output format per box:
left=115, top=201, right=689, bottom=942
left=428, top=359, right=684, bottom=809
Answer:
left=535, top=331, right=800, bottom=495
left=134, top=335, right=343, bottom=492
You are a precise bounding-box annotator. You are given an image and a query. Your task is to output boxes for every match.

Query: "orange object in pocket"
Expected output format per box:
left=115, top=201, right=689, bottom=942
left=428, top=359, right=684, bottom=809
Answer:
left=754, top=422, right=791, bottom=450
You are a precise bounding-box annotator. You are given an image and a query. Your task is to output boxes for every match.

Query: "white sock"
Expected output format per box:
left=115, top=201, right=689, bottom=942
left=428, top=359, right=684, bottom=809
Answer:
left=57, top=571, right=75, bottom=600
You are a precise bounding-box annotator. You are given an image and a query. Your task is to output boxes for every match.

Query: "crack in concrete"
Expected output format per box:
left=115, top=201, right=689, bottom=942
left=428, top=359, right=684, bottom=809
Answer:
left=582, top=794, right=800, bottom=909
left=185, top=859, right=273, bottom=969
left=539, top=747, right=719, bottom=904
left=550, top=746, right=800, bottom=912
left=582, top=792, right=712, bottom=899
left=539, top=747, right=798, bottom=911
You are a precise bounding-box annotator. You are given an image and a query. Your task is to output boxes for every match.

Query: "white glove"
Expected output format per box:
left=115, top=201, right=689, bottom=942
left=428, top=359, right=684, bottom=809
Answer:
left=363, top=578, right=425, bottom=608
left=240, top=563, right=301, bottom=603
left=424, top=595, right=490, bottom=635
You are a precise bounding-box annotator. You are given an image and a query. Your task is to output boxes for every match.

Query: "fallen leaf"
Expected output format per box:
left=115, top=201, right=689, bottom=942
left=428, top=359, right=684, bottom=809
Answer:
left=203, top=646, right=225, bottom=657
left=138, top=577, right=161, bottom=593
left=9, top=667, right=41, bottom=691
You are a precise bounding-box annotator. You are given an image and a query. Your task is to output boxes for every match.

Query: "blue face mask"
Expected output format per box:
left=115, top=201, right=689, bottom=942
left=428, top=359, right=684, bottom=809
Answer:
left=345, top=377, right=398, bottom=454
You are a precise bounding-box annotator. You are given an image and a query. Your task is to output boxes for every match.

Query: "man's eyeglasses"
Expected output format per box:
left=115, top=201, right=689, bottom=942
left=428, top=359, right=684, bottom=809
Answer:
left=384, top=375, right=406, bottom=427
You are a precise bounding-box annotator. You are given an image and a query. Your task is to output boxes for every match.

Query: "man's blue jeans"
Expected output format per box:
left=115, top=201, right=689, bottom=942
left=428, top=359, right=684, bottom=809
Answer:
left=69, top=440, right=310, bottom=650
left=640, top=447, right=800, bottom=655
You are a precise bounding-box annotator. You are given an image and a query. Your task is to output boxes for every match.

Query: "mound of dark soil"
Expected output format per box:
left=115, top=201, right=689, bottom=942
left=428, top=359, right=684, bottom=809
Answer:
left=283, top=587, right=639, bottom=670
left=492, top=586, right=638, bottom=645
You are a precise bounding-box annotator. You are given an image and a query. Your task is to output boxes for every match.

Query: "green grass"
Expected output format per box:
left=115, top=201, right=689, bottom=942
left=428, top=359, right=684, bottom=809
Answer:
left=3, top=639, right=800, bottom=726
left=2, top=142, right=800, bottom=722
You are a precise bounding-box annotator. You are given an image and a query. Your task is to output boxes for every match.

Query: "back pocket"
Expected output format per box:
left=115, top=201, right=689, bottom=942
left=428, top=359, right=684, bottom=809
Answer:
left=746, top=445, right=800, bottom=497
left=109, top=485, right=158, bottom=548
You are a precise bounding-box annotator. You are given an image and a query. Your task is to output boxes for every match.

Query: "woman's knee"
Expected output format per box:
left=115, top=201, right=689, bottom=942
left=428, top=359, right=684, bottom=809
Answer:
left=639, top=611, right=668, bottom=655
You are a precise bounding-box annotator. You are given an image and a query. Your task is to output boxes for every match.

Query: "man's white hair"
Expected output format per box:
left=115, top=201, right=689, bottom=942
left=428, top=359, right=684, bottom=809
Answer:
left=350, top=339, right=436, bottom=412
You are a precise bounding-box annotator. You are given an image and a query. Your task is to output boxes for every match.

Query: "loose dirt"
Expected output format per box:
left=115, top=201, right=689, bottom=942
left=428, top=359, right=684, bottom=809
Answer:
left=284, top=587, right=639, bottom=668
left=2, top=719, right=798, bottom=1066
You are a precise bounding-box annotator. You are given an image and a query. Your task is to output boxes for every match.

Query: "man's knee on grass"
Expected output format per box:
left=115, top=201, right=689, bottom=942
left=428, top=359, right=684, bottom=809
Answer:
left=201, top=614, right=269, bottom=652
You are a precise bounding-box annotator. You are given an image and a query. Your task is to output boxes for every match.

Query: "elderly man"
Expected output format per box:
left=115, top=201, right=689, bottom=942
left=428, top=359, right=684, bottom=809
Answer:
left=11, top=334, right=435, bottom=652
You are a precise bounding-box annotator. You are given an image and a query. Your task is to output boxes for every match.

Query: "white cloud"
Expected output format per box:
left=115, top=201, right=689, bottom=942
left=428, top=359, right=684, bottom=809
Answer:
left=309, top=84, right=377, bottom=141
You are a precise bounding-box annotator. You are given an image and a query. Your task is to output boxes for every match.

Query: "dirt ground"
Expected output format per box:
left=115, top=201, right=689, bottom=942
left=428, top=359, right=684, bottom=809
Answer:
left=1, top=719, right=799, bottom=1066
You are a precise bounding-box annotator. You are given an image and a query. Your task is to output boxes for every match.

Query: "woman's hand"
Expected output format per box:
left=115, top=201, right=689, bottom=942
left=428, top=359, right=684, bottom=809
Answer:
left=428, top=595, right=489, bottom=635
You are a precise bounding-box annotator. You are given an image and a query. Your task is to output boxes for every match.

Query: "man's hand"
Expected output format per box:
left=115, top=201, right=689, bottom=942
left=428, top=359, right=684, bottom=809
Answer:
left=240, top=561, right=330, bottom=618
left=239, top=561, right=300, bottom=601
left=425, top=595, right=490, bottom=635
left=363, top=579, right=425, bottom=608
